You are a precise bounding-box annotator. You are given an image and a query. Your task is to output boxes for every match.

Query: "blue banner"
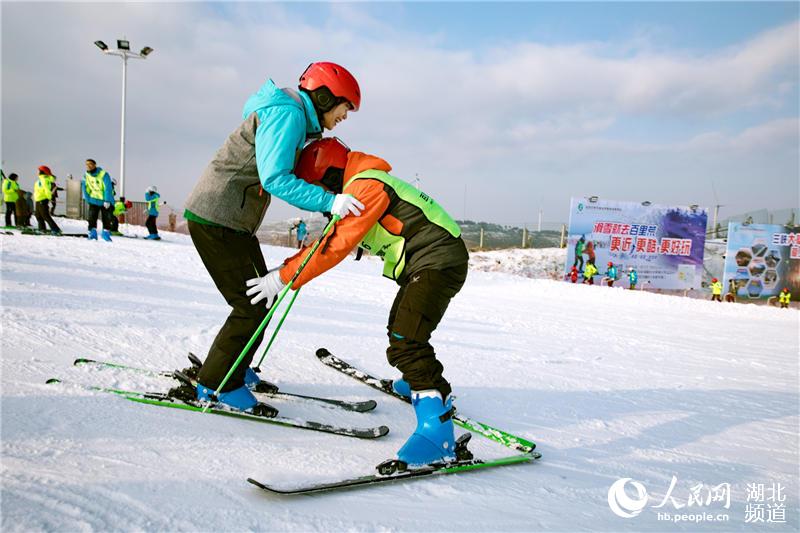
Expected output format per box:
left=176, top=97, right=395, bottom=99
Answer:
left=722, top=223, right=800, bottom=299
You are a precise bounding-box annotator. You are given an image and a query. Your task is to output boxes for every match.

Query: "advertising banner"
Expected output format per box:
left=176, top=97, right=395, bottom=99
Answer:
left=565, top=198, right=709, bottom=289
left=722, top=223, right=800, bottom=300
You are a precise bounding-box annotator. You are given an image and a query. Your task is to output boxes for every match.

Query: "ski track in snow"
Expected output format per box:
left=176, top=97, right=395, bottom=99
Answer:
left=1, top=218, right=798, bottom=532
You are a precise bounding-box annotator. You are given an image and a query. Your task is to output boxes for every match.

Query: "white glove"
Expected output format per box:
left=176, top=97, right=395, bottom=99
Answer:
left=245, top=270, right=285, bottom=308
left=331, top=194, right=364, bottom=218
left=103, top=202, right=111, bottom=209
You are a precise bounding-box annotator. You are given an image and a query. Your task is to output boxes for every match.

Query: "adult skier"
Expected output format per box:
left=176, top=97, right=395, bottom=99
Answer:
left=573, top=235, right=585, bottom=271
left=3, top=172, right=20, bottom=227
left=245, top=138, right=468, bottom=466
left=82, top=159, right=114, bottom=241
left=710, top=278, right=722, bottom=302
left=184, top=63, right=364, bottom=415
left=605, top=261, right=618, bottom=287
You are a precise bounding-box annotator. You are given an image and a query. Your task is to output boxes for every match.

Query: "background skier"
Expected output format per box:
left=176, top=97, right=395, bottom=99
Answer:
left=710, top=278, right=722, bottom=302
left=82, top=159, right=114, bottom=241
left=605, top=261, right=618, bottom=287
left=144, top=186, right=162, bottom=240
left=33, top=165, right=61, bottom=234
left=628, top=267, right=638, bottom=290
left=3, top=172, right=20, bottom=227
left=293, top=219, right=308, bottom=248
left=779, top=287, right=791, bottom=309
left=582, top=260, right=598, bottom=285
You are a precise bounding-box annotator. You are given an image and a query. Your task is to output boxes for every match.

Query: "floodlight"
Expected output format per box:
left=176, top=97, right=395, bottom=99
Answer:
left=589, top=196, right=599, bottom=203
left=140, top=46, right=154, bottom=57
left=117, top=40, right=130, bottom=51
left=94, top=40, right=108, bottom=51
left=641, top=201, right=652, bottom=206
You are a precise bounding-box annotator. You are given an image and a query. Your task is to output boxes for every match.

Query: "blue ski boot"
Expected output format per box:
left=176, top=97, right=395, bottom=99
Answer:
left=397, top=390, right=456, bottom=466
left=196, top=382, right=278, bottom=417
left=101, top=229, right=113, bottom=242
left=392, top=378, right=411, bottom=399
left=244, top=367, right=279, bottom=394
left=88, top=228, right=98, bottom=240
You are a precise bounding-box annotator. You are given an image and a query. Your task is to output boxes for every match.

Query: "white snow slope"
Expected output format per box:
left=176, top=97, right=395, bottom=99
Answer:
left=1, top=218, right=798, bottom=532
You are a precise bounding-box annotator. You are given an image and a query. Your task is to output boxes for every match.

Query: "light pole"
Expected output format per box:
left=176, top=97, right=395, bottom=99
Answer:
left=94, top=39, right=153, bottom=200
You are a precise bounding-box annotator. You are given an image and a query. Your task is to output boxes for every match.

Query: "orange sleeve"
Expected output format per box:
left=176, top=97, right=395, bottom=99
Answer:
left=279, top=179, right=390, bottom=289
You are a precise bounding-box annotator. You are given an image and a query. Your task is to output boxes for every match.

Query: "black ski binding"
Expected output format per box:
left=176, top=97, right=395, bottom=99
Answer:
left=454, top=432, right=473, bottom=461
left=253, top=381, right=280, bottom=394
left=251, top=402, right=279, bottom=418
left=376, top=459, right=408, bottom=476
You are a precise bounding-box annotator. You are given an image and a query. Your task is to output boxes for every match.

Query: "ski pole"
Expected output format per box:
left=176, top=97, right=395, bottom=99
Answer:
left=203, top=215, right=340, bottom=412
left=253, top=287, right=301, bottom=372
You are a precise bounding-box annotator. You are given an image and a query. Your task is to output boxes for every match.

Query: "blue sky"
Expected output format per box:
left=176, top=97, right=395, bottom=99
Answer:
left=2, top=1, right=798, bottom=228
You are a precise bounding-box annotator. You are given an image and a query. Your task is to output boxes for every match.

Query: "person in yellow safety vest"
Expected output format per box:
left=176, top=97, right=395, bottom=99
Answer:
left=779, top=287, right=791, bottom=309
left=110, top=196, right=128, bottom=233
left=710, top=277, right=722, bottom=302
left=33, top=165, right=61, bottom=234
left=582, top=260, right=598, bottom=285
left=81, top=158, right=115, bottom=241
left=3, top=172, right=20, bottom=227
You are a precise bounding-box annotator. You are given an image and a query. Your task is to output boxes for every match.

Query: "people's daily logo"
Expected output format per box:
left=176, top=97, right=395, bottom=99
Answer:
left=608, top=478, right=649, bottom=518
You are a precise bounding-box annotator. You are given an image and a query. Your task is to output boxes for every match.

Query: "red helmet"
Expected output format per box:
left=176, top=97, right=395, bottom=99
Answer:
left=295, top=137, right=350, bottom=185
left=712, top=278, right=718, bottom=283
left=784, top=287, right=789, bottom=292
left=38, top=165, right=52, bottom=175
left=299, top=62, right=361, bottom=111
left=608, top=262, right=613, bottom=267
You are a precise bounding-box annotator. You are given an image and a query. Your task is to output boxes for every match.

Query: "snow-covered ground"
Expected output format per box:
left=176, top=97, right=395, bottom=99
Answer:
left=1, top=218, right=798, bottom=532
left=470, top=247, right=566, bottom=280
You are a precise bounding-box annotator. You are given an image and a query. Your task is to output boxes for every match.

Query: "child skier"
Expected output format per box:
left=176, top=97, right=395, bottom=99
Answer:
left=245, top=138, right=469, bottom=467
left=569, top=265, right=578, bottom=283
left=144, top=186, right=162, bottom=240
left=628, top=267, right=638, bottom=290
left=582, top=260, right=598, bottom=285
left=605, top=261, right=618, bottom=287
left=710, top=278, right=722, bottom=302
left=779, top=287, right=791, bottom=309
left=185, top=63, right=364, bottom=415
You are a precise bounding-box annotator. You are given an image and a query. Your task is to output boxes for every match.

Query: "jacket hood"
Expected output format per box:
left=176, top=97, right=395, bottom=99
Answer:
left=242, top=79, right=321, bottom=134
left=343, top=152, right=392, bottom=181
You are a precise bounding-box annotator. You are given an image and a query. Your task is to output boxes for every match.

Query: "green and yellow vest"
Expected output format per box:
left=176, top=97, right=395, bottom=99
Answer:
left=344, top=169, right=461, bottom=280
left=33, top=174, right=54, bottom=202
left=3, top=178, right=19, bottom=203
left=84, top=170, right=107, bottom=201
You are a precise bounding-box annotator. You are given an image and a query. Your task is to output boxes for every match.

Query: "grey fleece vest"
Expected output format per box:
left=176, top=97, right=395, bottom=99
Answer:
left=184, top=112, right=269, bottom=234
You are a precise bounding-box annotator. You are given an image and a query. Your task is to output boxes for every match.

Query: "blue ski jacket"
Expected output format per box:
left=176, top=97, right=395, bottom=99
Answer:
left=243, top=79, right=334, bottom=213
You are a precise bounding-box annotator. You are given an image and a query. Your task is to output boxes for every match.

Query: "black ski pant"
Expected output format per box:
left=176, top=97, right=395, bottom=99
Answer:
left=146, top=215, right=158, bottom=235
left=5, top=202, right=16, bottom=226
left=189, top=221, right=270, bottom=392
left=35, top=200, right=60, bottom=232
left=87, top=203, right=111, bottom=231
left=386, top=263, right=468, bottom=399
